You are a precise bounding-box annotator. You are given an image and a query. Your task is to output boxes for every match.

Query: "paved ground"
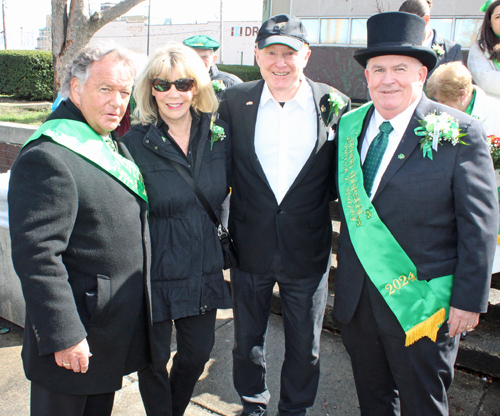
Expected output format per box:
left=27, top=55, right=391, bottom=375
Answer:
left=1, top=310, right=499, bottom=415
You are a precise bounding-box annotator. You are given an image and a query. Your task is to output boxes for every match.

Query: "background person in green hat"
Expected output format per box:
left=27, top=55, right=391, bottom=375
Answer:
left=183, top=34, right=242, bottom=95
left=183, top=34, right=242, bottom=228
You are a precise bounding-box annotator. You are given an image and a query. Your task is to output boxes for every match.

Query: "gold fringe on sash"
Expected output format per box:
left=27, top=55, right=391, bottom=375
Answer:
left=496, top=234, right=500, bottom=244
left=404, top=308, right=446, bottom=346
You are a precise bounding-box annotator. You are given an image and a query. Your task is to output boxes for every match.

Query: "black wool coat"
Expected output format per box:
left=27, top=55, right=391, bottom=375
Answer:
left=9, top=99, right=152, bottom=395
left=121, top=111, right=232, bottom=322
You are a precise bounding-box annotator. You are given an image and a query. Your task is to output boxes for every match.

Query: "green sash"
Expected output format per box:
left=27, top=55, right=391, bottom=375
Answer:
left=338, top=102, right=453, bottom=346
left=22, top=119, right=148, bottom=202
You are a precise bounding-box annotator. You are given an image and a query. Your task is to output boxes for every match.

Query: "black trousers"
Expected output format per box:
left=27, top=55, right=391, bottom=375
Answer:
left=341, top=279, right=459, bottom=416
left=30, top=382, right=115, bottom=416
left=231, top=248, right=329, bottom=416
left=138, top=309, right=217, bottom=416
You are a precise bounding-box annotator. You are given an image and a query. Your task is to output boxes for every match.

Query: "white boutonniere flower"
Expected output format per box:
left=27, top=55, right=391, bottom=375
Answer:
left=432, top=44, right=445, bottom=56
left=414, top=112, right=467, bottom=160
left=210, top=122, right=226, bottom=150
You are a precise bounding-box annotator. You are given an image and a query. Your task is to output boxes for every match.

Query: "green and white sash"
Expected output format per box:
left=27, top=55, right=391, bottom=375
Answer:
left=22, top=119, right=148, bottom=202
left=338, top=102, right=453, bottom=346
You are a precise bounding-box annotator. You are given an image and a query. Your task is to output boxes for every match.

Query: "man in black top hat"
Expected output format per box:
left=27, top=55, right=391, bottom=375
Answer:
left=219, top=14, right=349, bottom=416
left=333, top=11, right=497, bottom=415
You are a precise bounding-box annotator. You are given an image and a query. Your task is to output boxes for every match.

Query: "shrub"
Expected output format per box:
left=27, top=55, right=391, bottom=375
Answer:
left=0, top=50, right=53, bottom=101
left=218, top=64, right=262, bottom=82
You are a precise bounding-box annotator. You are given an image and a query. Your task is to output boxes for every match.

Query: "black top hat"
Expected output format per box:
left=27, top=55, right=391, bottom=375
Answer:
left=353, top=12, right=437, bottom=71
left=256, top=14, right=309, bottom=51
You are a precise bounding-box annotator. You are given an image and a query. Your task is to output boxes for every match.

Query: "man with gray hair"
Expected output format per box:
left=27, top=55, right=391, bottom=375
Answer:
left=8, top=45, right=151, bottom=416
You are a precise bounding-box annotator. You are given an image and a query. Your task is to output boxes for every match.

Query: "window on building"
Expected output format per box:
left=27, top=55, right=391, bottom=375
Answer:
left=454, top=18, right=482, bottom=48
left=350, top=19, right=368, bottom=45
left=320, top=19, right=349, bottom=44
left=429, top=18, right=453, bottom=40
left=299, top=16, right=482, bottom=48
left=302, top=19, right=319, bottom=44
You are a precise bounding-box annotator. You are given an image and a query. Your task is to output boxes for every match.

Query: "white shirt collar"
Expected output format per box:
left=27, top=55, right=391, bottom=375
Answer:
left=373, top=95, right=421, bottom=136
left=260, top=78, right=311, bottom=109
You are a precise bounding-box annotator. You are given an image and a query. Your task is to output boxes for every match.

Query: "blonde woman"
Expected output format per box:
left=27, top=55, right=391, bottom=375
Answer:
left=121, top=43, right=232, bottom=416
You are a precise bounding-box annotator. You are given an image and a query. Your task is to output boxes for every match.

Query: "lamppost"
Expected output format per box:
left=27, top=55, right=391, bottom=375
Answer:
left=146, top=0, right=151, bottom=55
left=1, top=0, right=6, bottom=49
left=219, top=0, right=223, bottom=64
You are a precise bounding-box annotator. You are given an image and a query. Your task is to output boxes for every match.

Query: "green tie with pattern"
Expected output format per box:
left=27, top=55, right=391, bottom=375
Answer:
left=362, top=121, right=393, bottom=197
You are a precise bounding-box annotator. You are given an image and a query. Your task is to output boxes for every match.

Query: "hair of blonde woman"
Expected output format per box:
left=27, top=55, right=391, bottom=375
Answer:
left=132, top=43, right=219, bottom=125
left=426, top=61, right=473, bottom=101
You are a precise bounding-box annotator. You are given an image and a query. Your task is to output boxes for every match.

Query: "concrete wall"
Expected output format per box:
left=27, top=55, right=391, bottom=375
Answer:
left=0, top=227, right=24, bottom=327
left=0, top=122, right=34, bottom=326
left=0, top=123, right=37, bottom=173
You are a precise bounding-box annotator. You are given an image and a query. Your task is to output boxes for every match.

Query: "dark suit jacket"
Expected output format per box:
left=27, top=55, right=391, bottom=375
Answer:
left=8, top=100, right=152, bottom=395
left=219, top=78, right=350, bottom=278
left=333, top=95, right=498, bottom=335
left=427, top=29, right=463, bottom=80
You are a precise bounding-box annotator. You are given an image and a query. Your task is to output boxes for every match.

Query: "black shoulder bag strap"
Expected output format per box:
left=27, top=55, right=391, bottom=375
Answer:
left=169, top=159, right=220, bottom=226
left=168, top=159, right=238, bottom=269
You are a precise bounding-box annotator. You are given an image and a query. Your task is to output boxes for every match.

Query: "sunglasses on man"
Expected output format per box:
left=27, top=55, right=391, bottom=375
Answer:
left=152, top=78, right=195, bottom=92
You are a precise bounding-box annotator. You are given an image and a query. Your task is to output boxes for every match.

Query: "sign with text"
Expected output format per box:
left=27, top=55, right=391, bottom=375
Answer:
left=231, top=27, right=259, bottom=37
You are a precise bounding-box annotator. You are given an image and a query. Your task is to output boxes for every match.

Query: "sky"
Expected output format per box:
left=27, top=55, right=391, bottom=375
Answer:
left=1, top=0, right=263, bottom=49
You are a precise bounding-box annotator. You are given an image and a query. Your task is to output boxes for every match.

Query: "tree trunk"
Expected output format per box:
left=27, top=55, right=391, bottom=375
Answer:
left=51, top=0, right=146, bottom=98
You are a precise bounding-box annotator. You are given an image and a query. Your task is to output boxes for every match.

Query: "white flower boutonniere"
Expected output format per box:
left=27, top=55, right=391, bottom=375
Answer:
left=212, top=79, right=226, bottom=93
left=210, top=122, right=226, bottom=150
left=432, top=43, right=445, bottom=56
left=414, top=112, right=468, bottom=160
left=327, top=88, right=347, bottom=122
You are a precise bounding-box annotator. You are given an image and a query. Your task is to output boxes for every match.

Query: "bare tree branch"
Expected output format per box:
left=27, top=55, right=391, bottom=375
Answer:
left=51, top=0, right=146, bottom=97
left=95, top=0, right=146, bottom=30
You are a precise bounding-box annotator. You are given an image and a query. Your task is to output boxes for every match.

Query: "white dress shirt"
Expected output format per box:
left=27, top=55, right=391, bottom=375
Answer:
left=255, top=80, right=317, bottom=204
left=361, top=97, right=421, bottom=200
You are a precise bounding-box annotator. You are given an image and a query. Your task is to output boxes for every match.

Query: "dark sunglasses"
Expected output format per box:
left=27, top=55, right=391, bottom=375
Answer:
left=152, top=78, right=195, bottom=92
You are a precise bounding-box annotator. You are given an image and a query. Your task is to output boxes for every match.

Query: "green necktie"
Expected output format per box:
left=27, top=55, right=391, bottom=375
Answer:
left=363, top=121, right=393, bottom=197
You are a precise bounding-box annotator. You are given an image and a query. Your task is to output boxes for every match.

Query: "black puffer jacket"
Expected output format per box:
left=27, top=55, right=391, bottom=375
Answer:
left=121, top=111, right=232, bottom=322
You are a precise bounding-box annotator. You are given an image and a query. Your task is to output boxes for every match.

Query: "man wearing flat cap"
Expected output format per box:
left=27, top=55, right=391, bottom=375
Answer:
left=183, top=34, right=242, bottom=93
left=219, top=14, right=350, bottom=416
left=334, top=12, right=498, bottom=415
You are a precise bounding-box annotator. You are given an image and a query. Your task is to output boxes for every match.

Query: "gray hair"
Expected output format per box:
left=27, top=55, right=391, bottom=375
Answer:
left=60, top=44, right=138, bottom=98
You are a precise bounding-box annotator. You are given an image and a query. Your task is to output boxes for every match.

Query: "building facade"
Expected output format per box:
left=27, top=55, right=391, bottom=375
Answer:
left=89, top=19, right=260, bottom=65
left=263, top=0, right=485, bottom=100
